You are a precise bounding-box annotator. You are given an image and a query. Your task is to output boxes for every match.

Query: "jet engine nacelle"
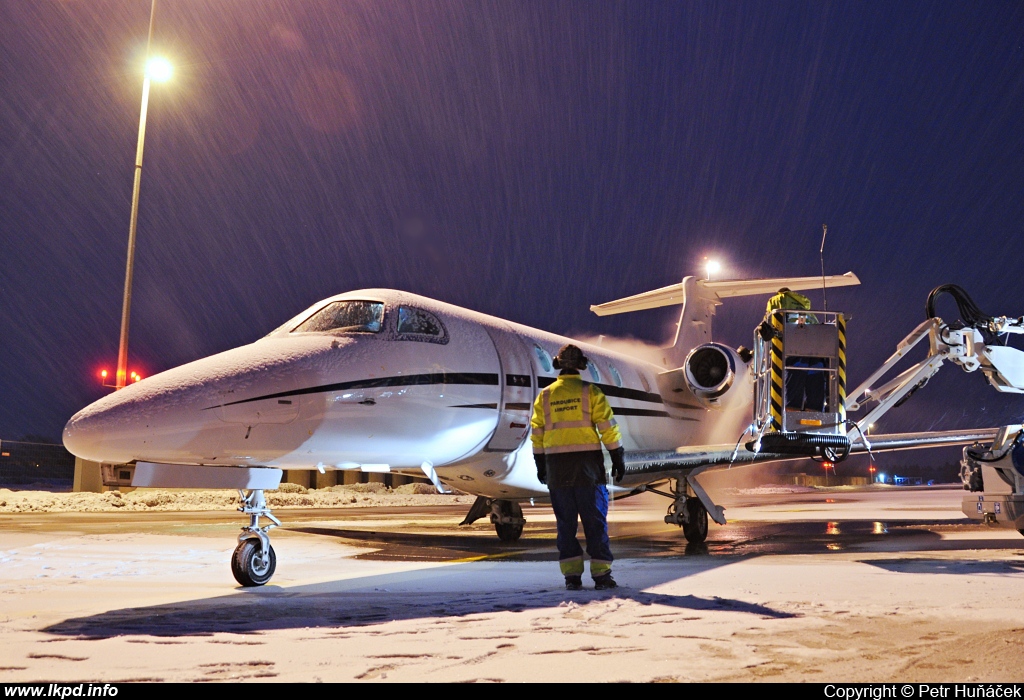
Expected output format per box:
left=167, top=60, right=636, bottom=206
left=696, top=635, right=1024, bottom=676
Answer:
left=683, top=343, right=747, bottom=410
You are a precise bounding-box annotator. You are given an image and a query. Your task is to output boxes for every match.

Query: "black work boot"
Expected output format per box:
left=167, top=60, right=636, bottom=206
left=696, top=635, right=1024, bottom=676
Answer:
left=564, top=575, right=583, bottom=591
left=593, top=573, right=618, bottom=590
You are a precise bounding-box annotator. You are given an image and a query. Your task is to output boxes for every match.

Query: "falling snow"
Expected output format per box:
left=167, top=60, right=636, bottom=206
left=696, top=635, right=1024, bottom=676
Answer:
left=1, top=2, right=1023, bottom=465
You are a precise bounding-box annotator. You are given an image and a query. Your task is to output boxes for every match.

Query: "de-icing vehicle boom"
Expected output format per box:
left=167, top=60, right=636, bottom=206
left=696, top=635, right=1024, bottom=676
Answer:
left=63, top=274, right=1024, bottom=586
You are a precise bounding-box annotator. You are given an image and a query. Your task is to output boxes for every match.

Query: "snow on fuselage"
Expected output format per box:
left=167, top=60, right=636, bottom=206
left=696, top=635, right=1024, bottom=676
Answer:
left=63, top=289, right=752, bottom=499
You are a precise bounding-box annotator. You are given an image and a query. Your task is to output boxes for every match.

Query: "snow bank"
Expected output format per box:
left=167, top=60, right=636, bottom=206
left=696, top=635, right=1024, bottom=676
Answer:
left=0, top=484, right=475, bottom=514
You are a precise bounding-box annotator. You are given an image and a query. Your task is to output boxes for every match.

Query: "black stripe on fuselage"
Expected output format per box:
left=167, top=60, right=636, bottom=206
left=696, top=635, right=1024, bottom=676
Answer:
left=213, top=372, right=499, bottom=408
left=212, top=372, right=673, bottom=411
left=536, top=375, right=665, bottom=404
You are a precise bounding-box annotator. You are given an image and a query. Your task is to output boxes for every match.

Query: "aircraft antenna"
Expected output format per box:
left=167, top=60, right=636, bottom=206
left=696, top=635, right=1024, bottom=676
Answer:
left=819, top=224, right=829, bottom=311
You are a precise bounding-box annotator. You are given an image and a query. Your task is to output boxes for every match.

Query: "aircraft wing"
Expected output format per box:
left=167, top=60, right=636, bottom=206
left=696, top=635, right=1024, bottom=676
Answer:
left=620, top=427, right=999, bottom=479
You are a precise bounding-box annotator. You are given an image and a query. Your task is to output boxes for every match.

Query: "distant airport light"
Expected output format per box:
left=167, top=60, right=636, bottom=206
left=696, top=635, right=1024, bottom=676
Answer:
left=99, top=368, right=116, bottom=388
left=145, top=56, right=173, bottom=82
left=822, top=460, right=834, bottom=470
left=705, top=259, right=721, bottom=280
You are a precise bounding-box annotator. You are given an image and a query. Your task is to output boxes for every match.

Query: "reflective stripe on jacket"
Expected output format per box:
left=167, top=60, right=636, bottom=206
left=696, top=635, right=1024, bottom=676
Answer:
left=530, top=374, right=622, bottom=455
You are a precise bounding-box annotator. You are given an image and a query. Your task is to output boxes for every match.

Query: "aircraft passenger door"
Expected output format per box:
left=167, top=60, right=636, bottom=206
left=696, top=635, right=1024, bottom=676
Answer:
left=483, top=325, right=537, bottom=452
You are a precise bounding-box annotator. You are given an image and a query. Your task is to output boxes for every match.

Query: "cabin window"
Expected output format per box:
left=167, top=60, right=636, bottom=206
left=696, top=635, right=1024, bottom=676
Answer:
left=534, top=345, right=553, bottom=373
left=293, top=301, right=384, bottom=334
left=396, top=307, right=448, bottom=344
left=588, top=361, right=601, bottom=383
left=607, top=364, right=623, bottom=388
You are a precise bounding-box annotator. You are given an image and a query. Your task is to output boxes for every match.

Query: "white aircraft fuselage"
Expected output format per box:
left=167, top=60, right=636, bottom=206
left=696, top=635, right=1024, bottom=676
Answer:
left=63, top=288, right=752, bottom=499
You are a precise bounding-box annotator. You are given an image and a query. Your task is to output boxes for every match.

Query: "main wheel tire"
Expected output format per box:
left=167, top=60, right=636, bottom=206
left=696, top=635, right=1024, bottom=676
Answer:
left=682, top=497, right=709, bottom=544
left=232, top=539, right=276, bottom=587
left=494, top=500, right=524, bottom=543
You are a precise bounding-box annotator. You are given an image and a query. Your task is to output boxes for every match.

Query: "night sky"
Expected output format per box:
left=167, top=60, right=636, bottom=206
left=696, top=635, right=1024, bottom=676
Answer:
left=2, top=1, right=1023, bottom=459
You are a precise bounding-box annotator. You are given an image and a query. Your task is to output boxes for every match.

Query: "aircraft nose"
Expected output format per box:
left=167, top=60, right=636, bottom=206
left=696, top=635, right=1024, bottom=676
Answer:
left=62, top=363, right=225, bottom=464
left=62, top=337, right=336, bottom=465
left=63, top=380, right=180, bottom=464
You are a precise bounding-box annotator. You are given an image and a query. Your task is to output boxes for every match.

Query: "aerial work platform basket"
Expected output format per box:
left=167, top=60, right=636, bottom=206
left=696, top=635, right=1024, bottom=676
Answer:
left=750, top=309, right=851, bottom=461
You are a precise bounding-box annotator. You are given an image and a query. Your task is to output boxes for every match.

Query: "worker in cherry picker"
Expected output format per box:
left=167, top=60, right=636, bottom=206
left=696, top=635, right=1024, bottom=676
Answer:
left=764, top=288, right=827, bottom=412
left=531, top=344, right=626, bottom=591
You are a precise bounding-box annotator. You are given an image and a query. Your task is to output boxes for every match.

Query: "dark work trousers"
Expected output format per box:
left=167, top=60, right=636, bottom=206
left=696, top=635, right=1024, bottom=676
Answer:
left=785, top=357, right=826, bottom=412
left=548, top=485, right=613, bottom=578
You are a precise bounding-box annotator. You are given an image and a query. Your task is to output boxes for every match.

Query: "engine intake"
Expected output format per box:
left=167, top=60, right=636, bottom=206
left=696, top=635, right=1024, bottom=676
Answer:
left=683, top=343, right=745, bottom=409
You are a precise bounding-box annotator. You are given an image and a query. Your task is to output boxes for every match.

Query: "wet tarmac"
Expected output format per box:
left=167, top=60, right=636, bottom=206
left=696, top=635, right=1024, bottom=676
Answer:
left=5, top=487, right=1017, bottom=563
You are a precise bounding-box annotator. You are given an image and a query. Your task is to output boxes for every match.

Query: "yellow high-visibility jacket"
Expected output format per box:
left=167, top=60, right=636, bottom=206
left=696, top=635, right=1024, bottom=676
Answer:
left=766, top=290, right=818, bottom=323
left=766, top=289, right=811, bottom=313
left=530, top=374, right=622, bottom=456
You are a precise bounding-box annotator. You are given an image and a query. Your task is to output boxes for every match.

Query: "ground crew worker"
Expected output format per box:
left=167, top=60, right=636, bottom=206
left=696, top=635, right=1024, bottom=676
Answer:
left=531, top=344, right=626, bottom=591
left=765, top=287, right=815, bottom=321
left=764, top=288, right=826, bottom=412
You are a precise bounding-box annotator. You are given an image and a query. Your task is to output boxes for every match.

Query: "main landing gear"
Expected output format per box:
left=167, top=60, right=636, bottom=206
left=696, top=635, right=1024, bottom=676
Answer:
left=643, top=476, right=726, bottom=544
left=460, top=497, right=526, bottom=542
left=231, top=489, right=281, bottom=587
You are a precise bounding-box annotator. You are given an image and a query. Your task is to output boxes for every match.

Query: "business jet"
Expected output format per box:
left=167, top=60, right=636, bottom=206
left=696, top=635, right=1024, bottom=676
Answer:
left=63, top=273, right=1024, bottom=585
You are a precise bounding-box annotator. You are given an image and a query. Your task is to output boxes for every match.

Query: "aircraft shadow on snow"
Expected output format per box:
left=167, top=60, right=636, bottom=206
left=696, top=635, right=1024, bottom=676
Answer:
left=44, top=533, right=792, bottom=639
left=41, top=521, right=1020, bottom=639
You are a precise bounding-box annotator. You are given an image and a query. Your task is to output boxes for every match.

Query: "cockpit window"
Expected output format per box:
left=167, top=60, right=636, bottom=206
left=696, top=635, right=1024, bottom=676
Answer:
left=293, top=301, right=384, bottom=334
left=396, top=306, right=448, bottom=343
left=398, top=307, right=440, bottom=335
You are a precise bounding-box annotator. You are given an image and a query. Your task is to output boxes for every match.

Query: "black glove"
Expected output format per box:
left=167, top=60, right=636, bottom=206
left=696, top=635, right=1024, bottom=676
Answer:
left=535, top=453, right=547, bottom=485
left=610, top=447, right=626, bottom=484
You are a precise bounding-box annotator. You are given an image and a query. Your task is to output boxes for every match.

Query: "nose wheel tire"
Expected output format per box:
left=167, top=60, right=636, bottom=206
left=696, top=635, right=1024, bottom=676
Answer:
left=682, top=497, right=709, bottom=544
left=232, top=539, right=277, bottom=587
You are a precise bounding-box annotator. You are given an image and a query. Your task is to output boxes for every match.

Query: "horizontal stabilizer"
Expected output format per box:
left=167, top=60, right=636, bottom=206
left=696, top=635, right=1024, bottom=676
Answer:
left=705, top=272, right=861, bottom=299
left=591, top=272, right=860, bottom=316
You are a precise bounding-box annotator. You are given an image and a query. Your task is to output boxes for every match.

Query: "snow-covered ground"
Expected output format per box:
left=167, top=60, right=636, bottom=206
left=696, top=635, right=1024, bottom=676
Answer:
left=1, top=486, right=1022, bottom=682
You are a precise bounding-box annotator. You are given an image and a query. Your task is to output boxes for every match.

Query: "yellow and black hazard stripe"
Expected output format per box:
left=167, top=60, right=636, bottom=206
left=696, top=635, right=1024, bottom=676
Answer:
left=837, top=313, right=847, bottom=422
left=769, top=311, right=785, bottom=431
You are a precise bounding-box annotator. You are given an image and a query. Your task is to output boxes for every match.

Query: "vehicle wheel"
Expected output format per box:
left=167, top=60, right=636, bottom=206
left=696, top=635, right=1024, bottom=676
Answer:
left=232, top=539, right=276, bottom=587
left=494, top=500, right=524, bottom=543
left=682, top=497, right=708, bottom=544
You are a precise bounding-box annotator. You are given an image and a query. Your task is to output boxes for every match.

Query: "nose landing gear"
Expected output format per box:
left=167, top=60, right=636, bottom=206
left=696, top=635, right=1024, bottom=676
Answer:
left=232, top=489, right=281, bottom=587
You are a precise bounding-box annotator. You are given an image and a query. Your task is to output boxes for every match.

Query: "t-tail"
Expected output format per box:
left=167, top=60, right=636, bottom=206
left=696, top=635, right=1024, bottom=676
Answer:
left=590, top=272, right=861, bottom=366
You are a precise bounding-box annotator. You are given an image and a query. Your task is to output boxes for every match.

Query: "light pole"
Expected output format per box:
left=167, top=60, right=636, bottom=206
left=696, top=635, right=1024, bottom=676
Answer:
left=115, top=0, right=171, bottom=389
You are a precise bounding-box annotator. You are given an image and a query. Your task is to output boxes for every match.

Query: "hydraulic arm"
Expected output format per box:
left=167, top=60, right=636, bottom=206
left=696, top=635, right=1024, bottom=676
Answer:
left=846, top=285, right=1024, bottom=445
